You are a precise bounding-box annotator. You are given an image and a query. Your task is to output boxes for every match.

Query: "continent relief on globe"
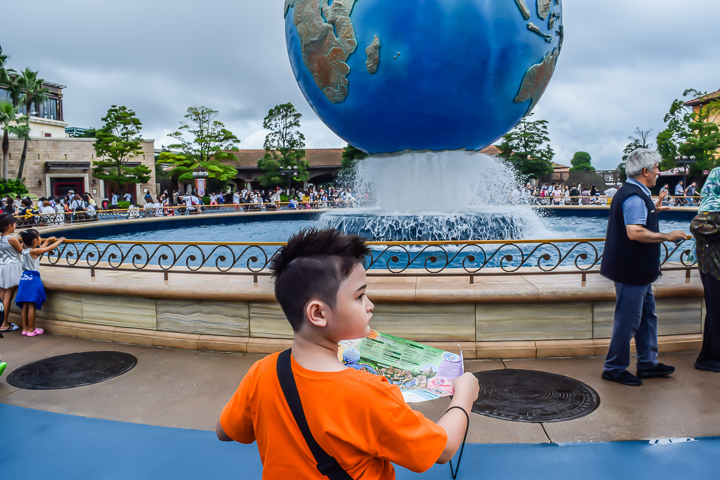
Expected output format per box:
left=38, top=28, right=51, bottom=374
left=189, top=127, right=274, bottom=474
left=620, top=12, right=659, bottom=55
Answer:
left=514, top=0, right=564, bottom=115
left=285, top=0, right=361, bottom=104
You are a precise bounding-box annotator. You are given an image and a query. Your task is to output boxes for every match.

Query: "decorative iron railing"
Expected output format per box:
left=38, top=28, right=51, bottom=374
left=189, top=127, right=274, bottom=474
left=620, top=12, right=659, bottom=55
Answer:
left=41, top=237, right=697, bottom=284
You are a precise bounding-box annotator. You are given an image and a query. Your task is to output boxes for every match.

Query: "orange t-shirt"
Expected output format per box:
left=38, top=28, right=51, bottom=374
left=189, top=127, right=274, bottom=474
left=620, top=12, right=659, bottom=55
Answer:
left=220, top=352, right=448, bottom=479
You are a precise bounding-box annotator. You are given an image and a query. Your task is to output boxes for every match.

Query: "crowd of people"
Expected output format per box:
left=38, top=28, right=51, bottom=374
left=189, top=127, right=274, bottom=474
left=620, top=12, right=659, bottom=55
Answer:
left=2, top=190, right=100, bottom=226
left=0, top=185, right=361, bottom=226
left=511, top=181, right=700, bottom=206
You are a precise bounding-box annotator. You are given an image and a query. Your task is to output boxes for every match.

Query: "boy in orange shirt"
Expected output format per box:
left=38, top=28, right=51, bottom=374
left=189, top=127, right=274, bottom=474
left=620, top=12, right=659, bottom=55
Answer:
left=217, top=229, right=479, bottom=478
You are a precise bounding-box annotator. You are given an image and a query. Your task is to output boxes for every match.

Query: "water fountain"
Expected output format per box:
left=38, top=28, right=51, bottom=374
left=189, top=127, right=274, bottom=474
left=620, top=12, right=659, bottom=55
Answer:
left=319, top=150, right=549, bottom=241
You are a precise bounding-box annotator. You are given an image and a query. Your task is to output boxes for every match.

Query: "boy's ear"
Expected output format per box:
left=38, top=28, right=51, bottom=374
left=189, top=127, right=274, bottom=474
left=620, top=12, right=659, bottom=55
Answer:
left=305, top=299, right=328, bottom=328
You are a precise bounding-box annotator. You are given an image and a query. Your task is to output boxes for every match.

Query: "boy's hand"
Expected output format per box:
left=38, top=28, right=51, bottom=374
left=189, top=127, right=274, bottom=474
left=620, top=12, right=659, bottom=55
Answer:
left=452, top=372, right=479, bottom=404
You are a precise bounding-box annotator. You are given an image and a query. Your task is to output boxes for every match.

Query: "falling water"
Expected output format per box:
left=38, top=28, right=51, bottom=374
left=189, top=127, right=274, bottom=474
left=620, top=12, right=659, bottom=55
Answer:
left=319, top=150, right=551, bottom=241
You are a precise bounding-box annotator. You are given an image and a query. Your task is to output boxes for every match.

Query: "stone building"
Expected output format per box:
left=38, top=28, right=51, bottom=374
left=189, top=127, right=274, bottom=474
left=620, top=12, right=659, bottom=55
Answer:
left=5, top=137, right=156, bottom=201
left=1, top=82, right=156, bottom=202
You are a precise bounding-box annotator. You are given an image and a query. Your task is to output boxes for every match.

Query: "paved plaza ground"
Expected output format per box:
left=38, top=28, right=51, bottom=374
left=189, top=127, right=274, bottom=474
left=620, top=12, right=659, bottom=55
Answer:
left=2, top=332, right=720, bottom=479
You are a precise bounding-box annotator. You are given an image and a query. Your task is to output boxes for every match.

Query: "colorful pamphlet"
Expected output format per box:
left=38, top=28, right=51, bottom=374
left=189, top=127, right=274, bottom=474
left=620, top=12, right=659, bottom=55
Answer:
left=338, top=330, right=464, bottom=403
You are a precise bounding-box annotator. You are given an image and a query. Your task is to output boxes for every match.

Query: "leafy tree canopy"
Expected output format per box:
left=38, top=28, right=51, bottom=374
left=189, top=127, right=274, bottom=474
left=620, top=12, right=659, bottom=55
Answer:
left=14, top=68, right=50, bottom=180
left=162, top=106, right=240, bottom=184
left=92, top=105, right=151, bottom=186
left=257, top=103, right=309, bottom=188
left=569, top=151, right=594, bottom=171
left=0, top=100, right=29, bottom=180
left=657, top=89, right=720, bottom=178
left=498, top=113, right=554, bottom=179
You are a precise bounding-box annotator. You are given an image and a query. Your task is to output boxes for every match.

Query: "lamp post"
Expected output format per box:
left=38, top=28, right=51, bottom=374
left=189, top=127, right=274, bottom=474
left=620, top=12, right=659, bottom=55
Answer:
left=278, top=165, right=298, bottom=194
left=675, top=155, right=696, bottom=192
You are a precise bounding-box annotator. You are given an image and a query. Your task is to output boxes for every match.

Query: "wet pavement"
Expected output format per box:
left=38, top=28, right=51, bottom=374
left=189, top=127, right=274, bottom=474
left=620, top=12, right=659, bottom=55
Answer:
left=1, top=332, right=720, bottom=478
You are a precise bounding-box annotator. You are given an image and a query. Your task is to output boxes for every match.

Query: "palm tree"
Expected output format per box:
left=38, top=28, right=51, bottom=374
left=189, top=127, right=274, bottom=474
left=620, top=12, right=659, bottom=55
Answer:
left=0, top=47, right=20, bottom=104
left=0, top=100, right=29, bottom=180
left=0, top=46, right=11, bottom=84
left=14, top=68, right=49, bottom=180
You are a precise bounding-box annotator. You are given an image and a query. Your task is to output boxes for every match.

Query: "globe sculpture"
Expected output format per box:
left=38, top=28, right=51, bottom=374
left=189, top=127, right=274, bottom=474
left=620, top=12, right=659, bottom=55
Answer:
left=284, top=0, right=563, bottom=154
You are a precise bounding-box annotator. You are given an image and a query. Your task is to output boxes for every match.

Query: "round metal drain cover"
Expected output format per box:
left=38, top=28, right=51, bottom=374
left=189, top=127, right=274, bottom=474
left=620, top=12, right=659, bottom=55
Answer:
left=472, top=369, right=600, bottom=423
left=7, top=351, right=137, bottom=390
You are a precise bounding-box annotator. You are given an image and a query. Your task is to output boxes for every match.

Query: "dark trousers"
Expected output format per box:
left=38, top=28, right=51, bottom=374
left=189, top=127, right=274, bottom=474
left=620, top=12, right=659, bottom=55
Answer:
left=604, top=282, right=659, bottom=374
left=697, top=272, right=720, bottom=371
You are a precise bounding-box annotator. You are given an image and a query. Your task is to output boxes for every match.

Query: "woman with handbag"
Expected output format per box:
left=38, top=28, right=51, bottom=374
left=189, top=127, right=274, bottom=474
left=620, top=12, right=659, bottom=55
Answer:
left=690, top=167, right=720, bottom=372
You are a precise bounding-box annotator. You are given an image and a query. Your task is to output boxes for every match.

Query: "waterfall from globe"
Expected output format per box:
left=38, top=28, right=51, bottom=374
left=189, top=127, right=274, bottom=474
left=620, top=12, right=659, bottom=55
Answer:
left=319, top=151, right=550, bottom=241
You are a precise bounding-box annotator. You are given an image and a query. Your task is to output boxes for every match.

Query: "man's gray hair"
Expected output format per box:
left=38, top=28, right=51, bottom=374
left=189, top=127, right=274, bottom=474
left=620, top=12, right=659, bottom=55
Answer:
left=626, top=149, right=661, bottom=178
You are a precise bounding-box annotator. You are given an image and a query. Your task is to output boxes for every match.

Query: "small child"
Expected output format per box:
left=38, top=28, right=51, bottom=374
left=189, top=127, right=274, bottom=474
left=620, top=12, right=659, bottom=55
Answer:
left=0, top=302, right=6, bottom=376
left=17, top=229, right=65, bottom=337
left=217, top=229, right=479, bottom=478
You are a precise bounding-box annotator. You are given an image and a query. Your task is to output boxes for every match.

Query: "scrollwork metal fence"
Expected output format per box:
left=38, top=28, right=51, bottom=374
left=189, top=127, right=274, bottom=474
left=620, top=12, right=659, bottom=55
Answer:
left=42, top=237, right=697, bottom=284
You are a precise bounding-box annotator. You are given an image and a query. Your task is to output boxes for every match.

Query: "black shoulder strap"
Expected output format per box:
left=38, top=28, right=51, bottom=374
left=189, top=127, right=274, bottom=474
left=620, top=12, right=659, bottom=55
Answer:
left=276, top=349, right=353, bottom=480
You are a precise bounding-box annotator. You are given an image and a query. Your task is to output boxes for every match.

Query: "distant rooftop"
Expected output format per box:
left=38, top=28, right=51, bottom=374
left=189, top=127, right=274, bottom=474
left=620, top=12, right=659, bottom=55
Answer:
left=684, top=89, right=720, bottom=107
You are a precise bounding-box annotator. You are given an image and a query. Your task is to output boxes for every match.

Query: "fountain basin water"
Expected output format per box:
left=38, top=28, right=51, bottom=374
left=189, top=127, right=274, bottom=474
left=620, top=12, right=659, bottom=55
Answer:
left=318, top=208, right=549, bottom=242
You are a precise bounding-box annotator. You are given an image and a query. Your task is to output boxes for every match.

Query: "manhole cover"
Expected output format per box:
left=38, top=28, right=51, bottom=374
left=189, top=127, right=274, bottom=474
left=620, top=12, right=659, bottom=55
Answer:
left=7, top=351, right=137, bottom=390
left=472, top=369, right=600, bottom=423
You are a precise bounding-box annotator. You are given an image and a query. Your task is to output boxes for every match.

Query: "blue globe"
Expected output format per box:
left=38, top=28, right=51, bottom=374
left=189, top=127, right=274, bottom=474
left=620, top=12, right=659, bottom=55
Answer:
left=284, top=0, right=563, bottom=154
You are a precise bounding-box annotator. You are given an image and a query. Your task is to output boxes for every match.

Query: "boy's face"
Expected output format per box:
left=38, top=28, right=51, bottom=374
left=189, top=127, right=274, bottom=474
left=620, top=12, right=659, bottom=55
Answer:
left=326, top=263, right=374, bottom=341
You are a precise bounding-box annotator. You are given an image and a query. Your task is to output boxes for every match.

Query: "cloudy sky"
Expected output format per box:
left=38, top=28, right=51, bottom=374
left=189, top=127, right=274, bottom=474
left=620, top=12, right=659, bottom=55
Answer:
left=2, top=0, right=718, bottom=170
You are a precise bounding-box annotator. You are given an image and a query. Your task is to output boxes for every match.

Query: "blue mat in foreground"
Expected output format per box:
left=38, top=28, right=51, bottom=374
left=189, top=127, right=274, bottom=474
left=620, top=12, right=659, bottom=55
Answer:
left=1, top=403, right=717, bottom=480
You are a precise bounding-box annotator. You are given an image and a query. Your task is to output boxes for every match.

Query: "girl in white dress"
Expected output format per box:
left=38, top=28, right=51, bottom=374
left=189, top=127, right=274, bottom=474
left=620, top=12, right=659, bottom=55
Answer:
left=0, top=214, right=22, bottom=332
left=17, top=229, right=65, bottom=336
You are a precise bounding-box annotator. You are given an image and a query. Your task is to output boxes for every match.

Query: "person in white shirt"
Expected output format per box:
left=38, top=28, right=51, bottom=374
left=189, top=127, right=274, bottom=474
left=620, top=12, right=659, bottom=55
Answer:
left=40, top=200, right=57, bottom=226
left=233, top=191, right=241, bottom=212
left=123, top=192, right=133, bottom=203
left=127, top=204, right=140, bottom=219
left=143, top=201, right=156, bottom=216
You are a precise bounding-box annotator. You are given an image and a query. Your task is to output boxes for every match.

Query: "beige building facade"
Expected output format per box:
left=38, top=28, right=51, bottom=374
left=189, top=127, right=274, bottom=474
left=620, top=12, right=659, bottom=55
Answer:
left=5, top=137, right=157, bottom=202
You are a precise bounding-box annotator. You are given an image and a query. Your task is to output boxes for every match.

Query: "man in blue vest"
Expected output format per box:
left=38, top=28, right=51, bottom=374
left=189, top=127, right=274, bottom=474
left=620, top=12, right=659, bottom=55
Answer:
left=600, top=149, right=686, bottom=386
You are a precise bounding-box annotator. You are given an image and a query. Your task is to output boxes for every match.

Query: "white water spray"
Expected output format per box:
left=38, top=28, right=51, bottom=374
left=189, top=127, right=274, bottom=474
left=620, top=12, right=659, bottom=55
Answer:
left=320, top=150, right=551, bottom=241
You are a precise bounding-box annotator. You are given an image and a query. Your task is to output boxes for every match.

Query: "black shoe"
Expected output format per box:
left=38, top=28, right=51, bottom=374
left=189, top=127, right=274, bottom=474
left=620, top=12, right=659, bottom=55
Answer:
left=636, top=363, right=675, bottom=378
left=602, top=370, right=642, bottom=386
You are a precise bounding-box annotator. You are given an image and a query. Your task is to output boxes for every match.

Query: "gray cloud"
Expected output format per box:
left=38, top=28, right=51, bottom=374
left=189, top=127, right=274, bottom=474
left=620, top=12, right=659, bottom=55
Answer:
left=3, top=0, right=718, bottom=168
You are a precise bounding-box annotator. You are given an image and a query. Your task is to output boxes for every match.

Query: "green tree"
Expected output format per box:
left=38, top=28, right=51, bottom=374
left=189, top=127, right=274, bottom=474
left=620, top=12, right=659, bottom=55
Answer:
left=657, top=89, right=720, bottom=177
left=498, top=113, right=554, bottom=179
left=622, top=128, right=653, bottom=161
left=14, top=68, right=49, bottom=180
left=160, top=106, right=240, bottom=188
left=616, top=161, right=627, bottom=183
left=0, top=46, right=12, bottom=86
left=0, top=100, right=29, bottom=180
left=569, top=151, right=594, bottom=171
left=92, top=105, right=151, bottom=190
left=257, top=103, right=309, bottom=189
left=337, top=144, right=368, bottom=186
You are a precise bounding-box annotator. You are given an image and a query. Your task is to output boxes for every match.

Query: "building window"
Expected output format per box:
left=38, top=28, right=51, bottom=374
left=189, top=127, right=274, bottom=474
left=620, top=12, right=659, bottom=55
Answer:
left=0, top=87, right=63, bottom=121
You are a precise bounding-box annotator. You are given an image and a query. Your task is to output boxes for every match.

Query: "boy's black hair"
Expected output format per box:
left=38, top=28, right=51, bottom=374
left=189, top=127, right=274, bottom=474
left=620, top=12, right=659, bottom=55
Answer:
left=0, top=213, right=17, bottom=231
left=271, top=229, right=370, bottom=331
left=20, top=229, right=39, bottom=246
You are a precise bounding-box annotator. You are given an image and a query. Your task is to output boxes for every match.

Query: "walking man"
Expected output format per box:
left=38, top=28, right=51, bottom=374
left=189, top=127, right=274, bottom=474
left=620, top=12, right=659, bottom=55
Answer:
left=600, top=149, right=686, bottom=386
left=674, top=181, right=685, bottom=206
